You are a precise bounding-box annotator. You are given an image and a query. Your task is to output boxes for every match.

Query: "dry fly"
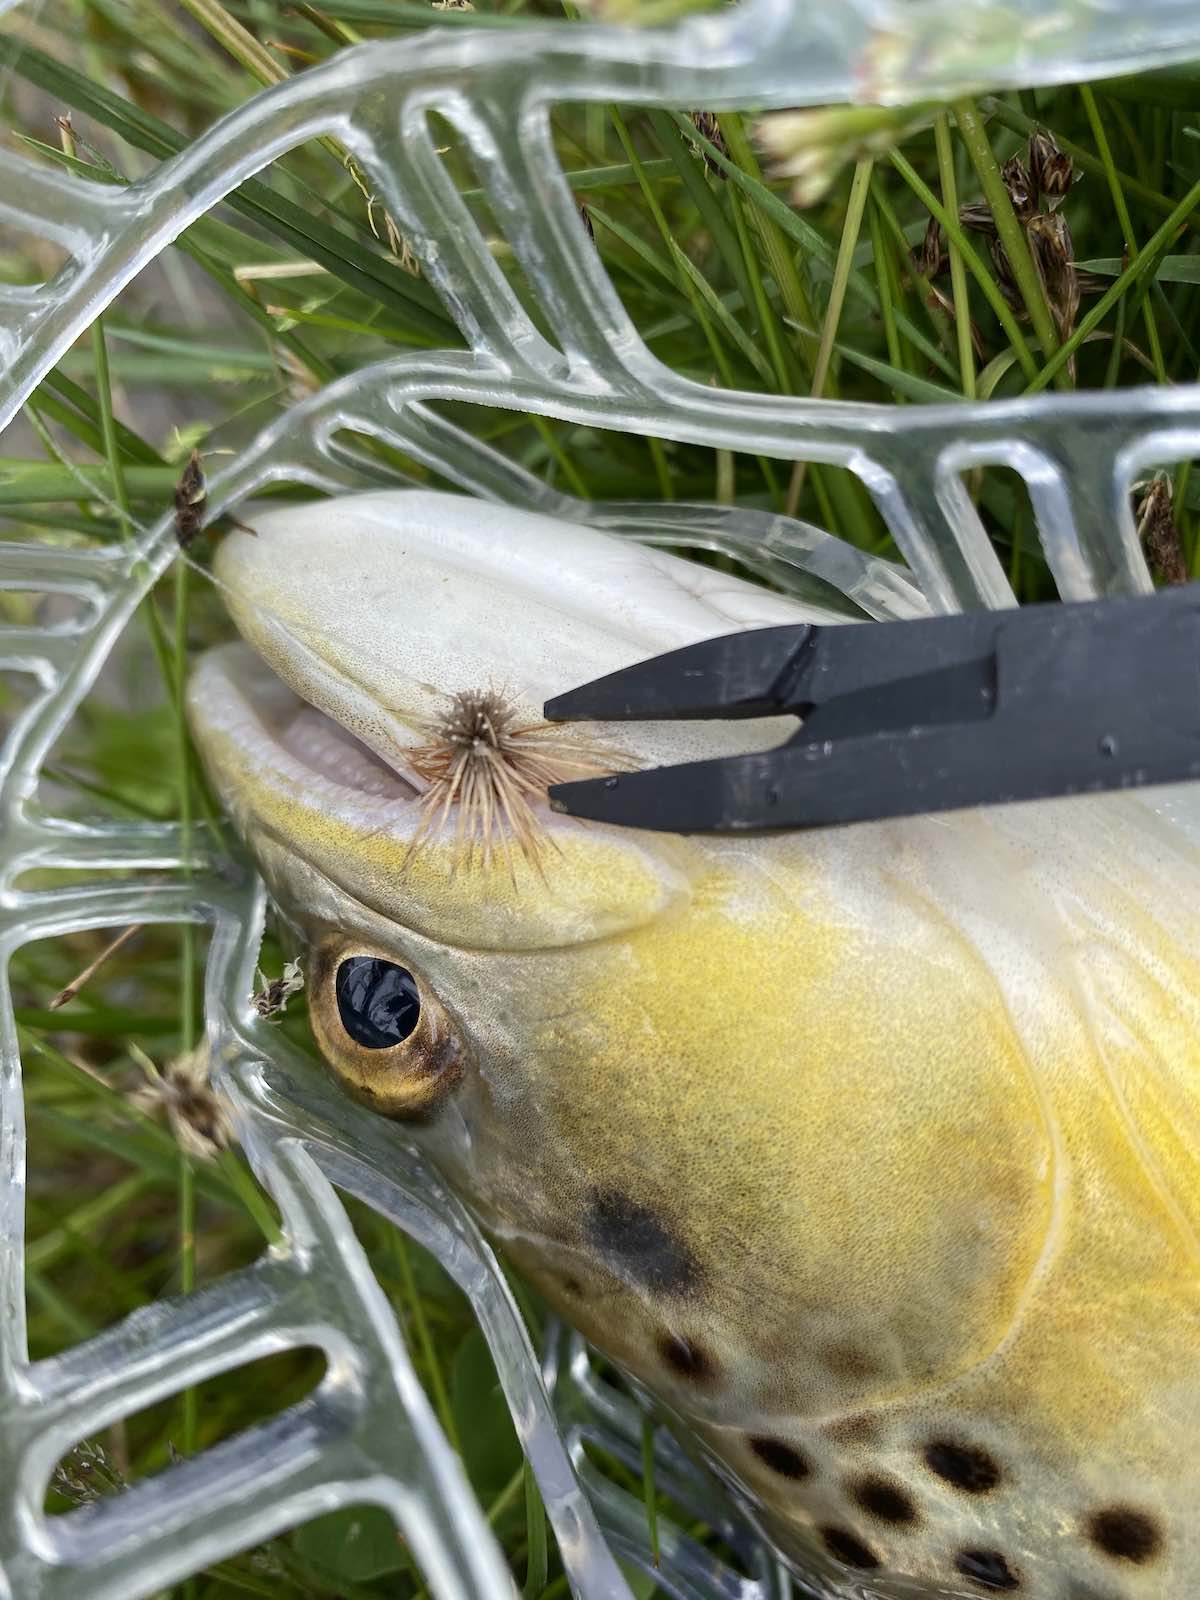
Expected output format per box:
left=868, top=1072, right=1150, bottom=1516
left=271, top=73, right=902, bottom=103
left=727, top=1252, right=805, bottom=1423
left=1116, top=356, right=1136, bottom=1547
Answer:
left=403, top=687, right=625, bottom=879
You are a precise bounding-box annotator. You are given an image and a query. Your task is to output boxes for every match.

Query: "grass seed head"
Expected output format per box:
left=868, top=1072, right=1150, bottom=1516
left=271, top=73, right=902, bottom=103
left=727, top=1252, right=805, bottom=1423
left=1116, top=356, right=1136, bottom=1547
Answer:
left=1001, top=153, right=1037, bottom=220
left=253, top=957, right=305, bottom=1020
left=1029, top=127, right=1073, bottom=209
left=1136, top=475, right=1188, bottom=586
left=54, top=1442, right=125, bottom=1506
left=130, top=1042, right=233, bottom=1161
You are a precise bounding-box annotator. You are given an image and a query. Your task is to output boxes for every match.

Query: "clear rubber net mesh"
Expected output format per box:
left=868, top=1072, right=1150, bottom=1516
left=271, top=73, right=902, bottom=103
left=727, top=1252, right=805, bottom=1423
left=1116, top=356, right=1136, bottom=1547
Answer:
left=3, top=0, right=1200, bottom=1595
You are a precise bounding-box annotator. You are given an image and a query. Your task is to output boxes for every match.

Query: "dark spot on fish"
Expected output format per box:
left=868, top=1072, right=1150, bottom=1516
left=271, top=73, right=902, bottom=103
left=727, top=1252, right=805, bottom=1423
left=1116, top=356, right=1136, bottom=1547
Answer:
left=823, top=1343, right=884, bottom=1380
left=954, top=1549, right=1020, bottom=1590
left=1085, top=1506, right=1163, bottom=1564
left=657, top=1332, right=715, bottom=1382
left=749, top=1437, right=811, bottom=1480
left=823, top=1413, right=880, bottom=1446
left=583, top=1188, right=702, bottom=1295
left=851, top=1475, right=918, bottom=1525
left=924, top=1438, right=1002, bottom=1493
left=561, top=1275, right=585, bottom=1299
left=819, top=1526, right=880, bottom=1570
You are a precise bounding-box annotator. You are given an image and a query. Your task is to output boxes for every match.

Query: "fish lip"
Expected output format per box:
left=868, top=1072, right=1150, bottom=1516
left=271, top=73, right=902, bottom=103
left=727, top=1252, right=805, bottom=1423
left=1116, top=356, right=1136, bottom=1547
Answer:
left=189, top=637, right=579, bottom=844
left=204, top=575, right=586, bottom=834
left=278, top=696, right=425, bottom=806
left=189, top=637, right=697, bottom=950
left=189, top=639, right=427, bottom=827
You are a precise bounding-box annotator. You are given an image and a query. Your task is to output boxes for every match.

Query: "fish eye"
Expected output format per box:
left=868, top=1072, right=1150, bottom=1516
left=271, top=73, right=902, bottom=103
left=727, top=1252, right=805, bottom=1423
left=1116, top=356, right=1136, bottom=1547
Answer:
left=335, top=956, right=420, bottom=1048
left=308, top=940, right=467, bottom=1119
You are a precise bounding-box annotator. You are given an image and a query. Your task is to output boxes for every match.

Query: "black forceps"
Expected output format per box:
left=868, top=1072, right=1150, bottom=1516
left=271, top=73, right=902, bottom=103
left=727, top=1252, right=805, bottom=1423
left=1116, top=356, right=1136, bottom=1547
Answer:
left=543, top=586, right=1200, bottom=834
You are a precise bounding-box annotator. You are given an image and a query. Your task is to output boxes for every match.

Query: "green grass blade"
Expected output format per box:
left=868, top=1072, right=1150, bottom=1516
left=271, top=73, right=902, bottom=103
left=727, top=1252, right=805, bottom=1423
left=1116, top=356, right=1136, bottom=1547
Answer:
left=522, top=1463, right=548, bottom=1598
left=1078, top=256, right=1200, bottom=284
left=933, top=114, right=974, bottom=397
left=0, top=38, right=459, bottom=340
left=826, top=339, right=962, bottom=402
left=1079, top=84, right=1167, bottom=383
left=953, top=98, right=1064, bottom=383
left=667, top=241, right=776, bottom=386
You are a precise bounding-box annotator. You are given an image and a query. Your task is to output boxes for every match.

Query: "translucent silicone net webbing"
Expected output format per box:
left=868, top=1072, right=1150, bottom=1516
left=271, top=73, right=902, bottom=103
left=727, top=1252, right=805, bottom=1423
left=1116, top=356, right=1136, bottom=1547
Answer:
left=4, top=0, right=1200, bottom=1595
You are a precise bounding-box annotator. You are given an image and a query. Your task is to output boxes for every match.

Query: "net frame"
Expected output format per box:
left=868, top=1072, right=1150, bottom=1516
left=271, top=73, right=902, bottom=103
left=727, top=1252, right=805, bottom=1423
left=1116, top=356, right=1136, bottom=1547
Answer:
left=3, top=1, right=1200, bottom=1594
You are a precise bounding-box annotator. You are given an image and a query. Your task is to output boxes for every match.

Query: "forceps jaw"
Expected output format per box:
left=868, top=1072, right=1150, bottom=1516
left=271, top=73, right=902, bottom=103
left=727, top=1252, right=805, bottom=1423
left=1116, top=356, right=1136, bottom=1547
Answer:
left=544, top=586, right=1200, bottom=834
left=542, top=625, right=817, bottom=724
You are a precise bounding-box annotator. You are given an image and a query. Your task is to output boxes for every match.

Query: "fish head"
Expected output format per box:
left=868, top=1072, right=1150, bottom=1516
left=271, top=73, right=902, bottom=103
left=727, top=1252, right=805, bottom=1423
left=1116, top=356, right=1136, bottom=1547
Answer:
left=188, top=489, right=1200, bottom=1598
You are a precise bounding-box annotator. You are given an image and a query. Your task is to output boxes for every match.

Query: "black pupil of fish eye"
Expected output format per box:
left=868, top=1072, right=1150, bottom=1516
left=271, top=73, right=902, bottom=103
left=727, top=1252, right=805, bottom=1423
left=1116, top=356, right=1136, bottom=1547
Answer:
left=335, top=957, right=421, bottom=1049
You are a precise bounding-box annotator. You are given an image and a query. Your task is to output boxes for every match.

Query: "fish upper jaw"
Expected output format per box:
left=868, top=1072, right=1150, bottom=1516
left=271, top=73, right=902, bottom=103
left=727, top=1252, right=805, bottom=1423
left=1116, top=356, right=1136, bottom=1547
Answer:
left=205, top=487, right=818, bottom=777
left=186, top=488, right=834, bottom=946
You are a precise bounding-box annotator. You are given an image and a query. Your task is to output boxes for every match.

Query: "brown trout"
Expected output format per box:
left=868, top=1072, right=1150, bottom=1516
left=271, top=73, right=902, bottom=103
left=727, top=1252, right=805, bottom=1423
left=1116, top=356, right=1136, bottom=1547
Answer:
left=187, top=490, right=1200, bottom=1599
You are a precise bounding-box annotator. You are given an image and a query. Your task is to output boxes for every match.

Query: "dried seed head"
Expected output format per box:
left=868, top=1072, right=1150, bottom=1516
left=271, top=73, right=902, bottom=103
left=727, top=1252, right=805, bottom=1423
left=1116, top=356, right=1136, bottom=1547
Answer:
left=1041, top=152, right=1074, bottom=209
left=1028, top=209, right=1079, bottom=352
left=130, top=1042, right=233, bottom=1161
left=1136, top=475, right=1188, bottom=586
left=919, top=214, right=944, bottom=279
left=689, top=110, right=728, bottom=176
left=1028, top=128, right=1073, bottom=209
left=1075, top=265, right=1114, bottom=298
left=174, top=450, right=207, bottom=549
left=1001, top=154, right=1036, bottom=220
left=253, top=957, right=305, bottom=1020
left=958, top=201, right=998, bottom=237
left=54, top=1442, right=125, bottom=1506
left=404, top=688, right=625, bottom=877
left=577, top=198, right=595, bottom=241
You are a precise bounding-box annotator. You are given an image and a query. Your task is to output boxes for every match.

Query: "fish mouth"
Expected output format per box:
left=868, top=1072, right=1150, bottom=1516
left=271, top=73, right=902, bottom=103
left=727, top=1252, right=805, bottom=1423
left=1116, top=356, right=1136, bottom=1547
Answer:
left=278, top=699, right=419, bottom=805
left=192, top=638, right=423, bottom=817
left=188, top=639, right=607, bottom=856
left=188, top=489, right=823, bottom=847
